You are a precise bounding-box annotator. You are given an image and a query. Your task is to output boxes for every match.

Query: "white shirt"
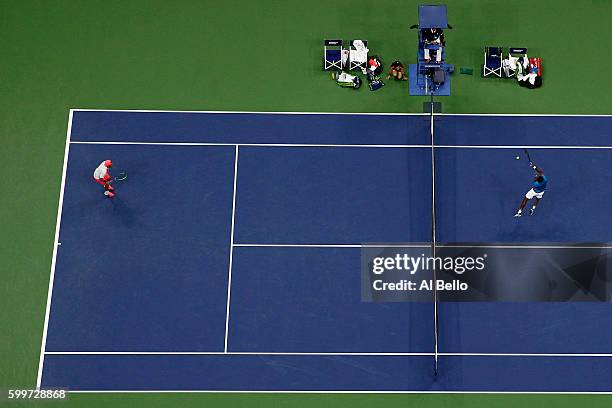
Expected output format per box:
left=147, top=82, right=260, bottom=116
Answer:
left=93, top=161, right=110, bottom=180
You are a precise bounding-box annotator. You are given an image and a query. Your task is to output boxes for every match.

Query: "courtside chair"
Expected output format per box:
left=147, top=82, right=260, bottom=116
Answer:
left=349, top=39, right=369, bottom=71
left=323, top=39, right=344, bottom=71
left=503, top=47, right=528, bottom=77
left=483, top=46, right=503, bottom=77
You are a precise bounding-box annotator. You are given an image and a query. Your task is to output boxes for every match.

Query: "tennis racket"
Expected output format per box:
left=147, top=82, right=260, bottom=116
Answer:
left=110, top=171, right=128, bottom=182
left=523, top=148, right=532, bottom=164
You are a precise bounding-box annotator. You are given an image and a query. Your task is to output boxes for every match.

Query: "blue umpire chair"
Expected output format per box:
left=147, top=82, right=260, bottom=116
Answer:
left=409, top=4, right=454, bottom=96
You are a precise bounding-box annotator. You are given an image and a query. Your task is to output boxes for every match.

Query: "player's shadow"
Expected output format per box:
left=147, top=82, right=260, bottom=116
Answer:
left=63, top=196, right=107, bottom=220
left=497, top=189, right=568, bottom=243
left=109, top=195, right=143, bottom=229
left=63, top=195, right=143, bottom=229
left=500, top=221, right=567, bottom=243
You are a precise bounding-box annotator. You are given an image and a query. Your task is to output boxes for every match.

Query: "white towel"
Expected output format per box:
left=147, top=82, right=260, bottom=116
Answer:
left=350, top=39, right=368, bottom=63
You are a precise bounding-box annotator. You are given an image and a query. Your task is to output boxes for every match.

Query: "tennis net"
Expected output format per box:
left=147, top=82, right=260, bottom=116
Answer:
left=429, top=99, right=439, bottom=376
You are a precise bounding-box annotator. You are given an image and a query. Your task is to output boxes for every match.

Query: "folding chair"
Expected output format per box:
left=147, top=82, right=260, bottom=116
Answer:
left=503, top=47, right=528, bottom=77
left=483, top=46, right=503, bottom=77
left=323, top=39, right=344, bottom=71
left=349, top=39, right=368, bottom=71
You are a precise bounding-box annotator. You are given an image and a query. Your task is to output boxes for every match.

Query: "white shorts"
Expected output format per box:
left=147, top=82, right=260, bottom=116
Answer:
left=525, top=188, right=545, bottom=199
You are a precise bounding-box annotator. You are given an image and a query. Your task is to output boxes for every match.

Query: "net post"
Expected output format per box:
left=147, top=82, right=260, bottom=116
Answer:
left=422, top=95, right=442, bottom=114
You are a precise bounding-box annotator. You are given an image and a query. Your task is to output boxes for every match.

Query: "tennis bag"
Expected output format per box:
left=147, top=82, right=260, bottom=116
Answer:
left=335, top=71, right=362, bottom=89
left=366, top=70, right=385, bottom=91
left=516, top=57, right=542, bottom=89
left=368, top=78, right=385, bottom=91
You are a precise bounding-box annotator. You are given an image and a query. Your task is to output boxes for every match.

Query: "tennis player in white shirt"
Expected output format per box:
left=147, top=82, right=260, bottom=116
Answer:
left=93, top=159, right=115, bottom=198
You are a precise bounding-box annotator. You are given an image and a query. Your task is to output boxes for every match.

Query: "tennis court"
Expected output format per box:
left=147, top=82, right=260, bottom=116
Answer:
left=37, top=110, right=612, bottom=392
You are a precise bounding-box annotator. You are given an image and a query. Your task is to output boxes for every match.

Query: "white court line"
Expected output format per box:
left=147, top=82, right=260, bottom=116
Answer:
left=234, top=244, right=612, bottom=249
left=36, top=110, right=74, bottom=389
left=44, top=109, right=612, bottom=395
left=440, top=113, right=612, bottom=117
left=223, top=146, right=239, bottom=353
left=438, top=145, right=612, bottom=149
left=45, top=351, right=431, bottom=356
left=70, top=141, right=430, bottom=148
left=43, top=351, right=612, bottom=357
left=234, top=244, right=431, bottom=248
left=71, top=108, right=612, bottom=117
left=71, top=108, right=428, bottom=115
left=67, top=390, right=612, bottom=394
left=440, top=244, right=612, bottom=249
left=69, top=141, right=612, bottom=149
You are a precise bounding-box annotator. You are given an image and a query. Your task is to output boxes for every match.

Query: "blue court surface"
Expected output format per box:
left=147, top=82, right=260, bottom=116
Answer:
left=38, top=110, right=612, bottom=392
